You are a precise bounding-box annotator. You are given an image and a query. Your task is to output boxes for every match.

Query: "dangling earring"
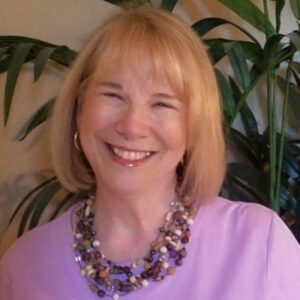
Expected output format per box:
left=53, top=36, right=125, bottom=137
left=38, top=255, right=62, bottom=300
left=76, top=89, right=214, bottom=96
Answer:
left=74, top=131, right=82, bottom=151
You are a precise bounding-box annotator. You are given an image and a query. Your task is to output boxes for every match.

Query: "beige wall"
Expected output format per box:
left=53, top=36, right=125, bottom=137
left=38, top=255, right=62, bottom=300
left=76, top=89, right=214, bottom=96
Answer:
left=0, top=0, right=296, bottom=254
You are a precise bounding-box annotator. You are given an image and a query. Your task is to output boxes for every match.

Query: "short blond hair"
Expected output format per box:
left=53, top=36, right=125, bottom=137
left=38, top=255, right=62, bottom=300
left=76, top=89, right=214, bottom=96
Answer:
left=51, top=6, right=226, bottom=203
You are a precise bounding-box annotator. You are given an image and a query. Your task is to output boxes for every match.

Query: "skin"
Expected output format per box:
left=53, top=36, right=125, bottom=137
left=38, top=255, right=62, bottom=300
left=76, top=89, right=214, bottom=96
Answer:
left=77, top=65, right=187, bottom=263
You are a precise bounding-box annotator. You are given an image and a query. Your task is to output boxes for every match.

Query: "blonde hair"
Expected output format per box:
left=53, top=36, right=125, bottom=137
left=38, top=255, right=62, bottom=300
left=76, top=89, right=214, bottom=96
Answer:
left=51, top=6, right=226, bottom=203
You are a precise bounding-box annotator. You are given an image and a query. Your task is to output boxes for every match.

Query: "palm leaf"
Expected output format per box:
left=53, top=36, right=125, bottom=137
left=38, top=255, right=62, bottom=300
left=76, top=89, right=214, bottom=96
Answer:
left=214, top=68, right=235, bottom=121
left=8, top=176, right=56, bottom=226
left=34, top=47, right=56, bottom=81
left=226, top=42, right=251, bottom=91
left=49, top=192, right=76, bottom=221
left=192, top=18, right=260, bottom=45
left=290, top=0, right=300, bottom=20
left=4, top=43, right=33, bottom=125
left=16, top=97, right=55, bottom=141
left=28, top=181, right=62, bottom=230
left=275, top=0, right=285, bottom=32
left=160, top=0, right=177, bottom=11
left=217, top=0, right=275, bottom=35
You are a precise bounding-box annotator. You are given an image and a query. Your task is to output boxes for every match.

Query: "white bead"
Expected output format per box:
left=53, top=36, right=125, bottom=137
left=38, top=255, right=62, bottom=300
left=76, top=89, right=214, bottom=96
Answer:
left=131, top=262, right=138, bottom=269
left=92, top=240, right=100, bottom=247
left=142, top=279, right=149, bottom=287
left=113, top=293, right=120, bottom=300
left=87, top=268, right=96, bottom=277
left=164, top=236, right=172, bottom=241
left=165, top=212, right=172, bottom=222
left=129, top=275, right=137, bottom=283
left=85, top=205, right=91, bottom=216
left=178, top=205, right=185, bottom=212
left=85, top=264, right=92, bottom=271
left=75, top=233, right=83, bottom=239
left=187, top=218, right=194, bottom=225
left=72, top=243, right=77, bottom=248
left=160, top=246, right=167, bottom=254
left=175, top=229, right=182, bottom=236
left=162, top=261, right=169, bottom=269
left=170, top=241, right=176, bottom=247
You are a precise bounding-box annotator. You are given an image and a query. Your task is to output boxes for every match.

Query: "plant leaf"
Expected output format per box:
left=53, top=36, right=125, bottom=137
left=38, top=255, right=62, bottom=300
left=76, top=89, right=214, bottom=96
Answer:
left=226, top=42, right=251, bottom=91
left=229, top=128, right=263, bottom=166
left=0, top=35, right=59, bottom=47
left=28, top=181, right=61, bottom=230
left=192, top=18, right=260, bottom=45
left=288, top=31, right=300, bottom=51
left=8, top=176, right=56, bottom=226
left=50, top=45, right=77, bottom=67
left=102, top=0, right=125, bottom=7
left=292, top=61, right=300, bottom=74
left=290, top=0, right=300, bottom=20
left=228, top=75, right=260, bottom=139
left=49, top=192, right=76, bottom=221
left=239, top=100, right=259, bottom=139
left=263, top=34, right=288, bottom=70
left=205, top=38, right=263, bottom=64
left=225, top=162, right=268, bottom=204
left=217, top=0, right=275, bottom=35
left=160, top=0, right=177, bottom=11
left=277, top=76, right=300, bottom=126
left=0, top=46, right=8, bottom=59
left=34, top=47, right=56, bottom=81
left=16, top=97, right=55, bottom=141
left=214, top=68, right=235, bottom=120
left=274, top=0, right=285, bottom=32
left=4, top=43, right=33, bottom=125
left=0, top=36, right=77, bottom=69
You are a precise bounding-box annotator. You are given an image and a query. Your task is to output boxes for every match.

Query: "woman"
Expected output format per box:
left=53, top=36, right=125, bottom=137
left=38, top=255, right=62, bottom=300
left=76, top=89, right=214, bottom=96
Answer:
left=1, top=6, right=300, bottom=300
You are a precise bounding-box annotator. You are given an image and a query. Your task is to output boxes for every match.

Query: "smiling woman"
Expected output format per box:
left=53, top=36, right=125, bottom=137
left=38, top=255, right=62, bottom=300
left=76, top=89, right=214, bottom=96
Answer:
left=51, top=5, right=226, bottom=202
left=1, top=5, right=300, bottom=300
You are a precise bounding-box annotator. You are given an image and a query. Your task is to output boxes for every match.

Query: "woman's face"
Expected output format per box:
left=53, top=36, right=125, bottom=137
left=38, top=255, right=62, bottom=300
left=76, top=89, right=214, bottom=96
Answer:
left=77, top=65, right=187, bottom=194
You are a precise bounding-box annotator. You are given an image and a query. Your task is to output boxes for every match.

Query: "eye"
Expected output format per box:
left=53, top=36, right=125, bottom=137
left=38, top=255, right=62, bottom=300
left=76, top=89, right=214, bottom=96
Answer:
left=154, top=102, right=176, bottom=110
left=102, top=92, right=124, bottom=101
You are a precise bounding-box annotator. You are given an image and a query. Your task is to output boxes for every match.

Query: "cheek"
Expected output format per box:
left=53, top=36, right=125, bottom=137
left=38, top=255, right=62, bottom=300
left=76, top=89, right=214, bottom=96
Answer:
left=158, top=117, right=187, bottom=151
left=78, top=101, right=117, bottom=133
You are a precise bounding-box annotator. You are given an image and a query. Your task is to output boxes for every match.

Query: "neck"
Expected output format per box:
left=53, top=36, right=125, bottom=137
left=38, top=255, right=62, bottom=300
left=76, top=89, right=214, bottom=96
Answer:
left=93, top=180, right=177, bottom=263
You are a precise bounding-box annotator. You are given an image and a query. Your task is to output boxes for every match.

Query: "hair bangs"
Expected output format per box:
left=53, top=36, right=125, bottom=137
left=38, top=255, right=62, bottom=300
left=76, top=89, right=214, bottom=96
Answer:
left=86, top=16, right=187, bottom=101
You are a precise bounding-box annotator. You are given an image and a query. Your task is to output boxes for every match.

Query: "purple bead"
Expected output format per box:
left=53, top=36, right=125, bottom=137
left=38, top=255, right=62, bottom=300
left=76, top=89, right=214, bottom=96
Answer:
left=97, top=289, right=106, bottom=297
left=169, top=250, right=178, bottom=258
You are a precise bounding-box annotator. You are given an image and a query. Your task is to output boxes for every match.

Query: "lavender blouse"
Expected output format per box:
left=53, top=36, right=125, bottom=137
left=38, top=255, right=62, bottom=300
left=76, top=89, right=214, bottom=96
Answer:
left=1, top=197, right=300, bottom=300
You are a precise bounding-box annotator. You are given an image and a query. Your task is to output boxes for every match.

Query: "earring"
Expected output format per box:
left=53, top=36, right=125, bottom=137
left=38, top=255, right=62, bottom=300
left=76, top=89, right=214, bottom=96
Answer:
left=74, top=131, right=82, bottom=151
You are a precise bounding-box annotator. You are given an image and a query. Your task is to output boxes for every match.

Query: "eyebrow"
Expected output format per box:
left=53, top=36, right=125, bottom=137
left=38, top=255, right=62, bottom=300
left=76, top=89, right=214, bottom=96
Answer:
left=97, top=81, right=123, bottom=90
left=152, top=92, right=179, bottom=100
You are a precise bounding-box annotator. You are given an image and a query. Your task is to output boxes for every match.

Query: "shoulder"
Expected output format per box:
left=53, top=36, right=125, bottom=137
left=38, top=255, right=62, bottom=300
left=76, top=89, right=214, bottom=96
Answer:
left=0, top=205, right=75, bottom=271
left=198, top=196, right=274, bottom=230
left=196, top=196, right=299, bottom=256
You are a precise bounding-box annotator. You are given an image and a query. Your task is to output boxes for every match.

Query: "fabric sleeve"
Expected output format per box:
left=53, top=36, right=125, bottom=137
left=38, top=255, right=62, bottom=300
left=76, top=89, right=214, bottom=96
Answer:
left=0, top=255, right=13, bottom=300
left=267, top=212, right=300, bottom=299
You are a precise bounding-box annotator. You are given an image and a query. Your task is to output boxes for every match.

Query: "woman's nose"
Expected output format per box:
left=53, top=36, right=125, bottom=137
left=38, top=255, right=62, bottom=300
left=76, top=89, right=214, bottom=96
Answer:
left=114, top=106, right=150, bottom=140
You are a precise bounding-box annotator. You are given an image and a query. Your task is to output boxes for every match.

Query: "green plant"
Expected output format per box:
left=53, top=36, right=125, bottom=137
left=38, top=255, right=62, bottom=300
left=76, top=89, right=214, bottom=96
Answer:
left=194, top=0, right=300, bottom=239
left=1, top=0, right=299, bottom=241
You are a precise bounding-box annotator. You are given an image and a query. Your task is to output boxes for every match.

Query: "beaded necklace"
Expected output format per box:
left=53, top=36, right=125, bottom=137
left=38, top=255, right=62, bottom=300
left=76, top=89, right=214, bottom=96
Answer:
left=72, top=194, right=195, bottom=299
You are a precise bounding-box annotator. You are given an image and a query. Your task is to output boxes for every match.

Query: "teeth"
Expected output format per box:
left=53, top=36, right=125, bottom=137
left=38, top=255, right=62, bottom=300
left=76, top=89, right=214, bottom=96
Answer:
left=112, top=146, right=151, bottom=161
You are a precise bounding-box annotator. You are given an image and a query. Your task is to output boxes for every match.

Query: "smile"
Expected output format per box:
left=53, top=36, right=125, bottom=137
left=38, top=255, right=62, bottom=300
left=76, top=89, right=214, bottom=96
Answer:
left=106, top=143, right=155, bottom=165
left=112, top=147, right=152, bottom=160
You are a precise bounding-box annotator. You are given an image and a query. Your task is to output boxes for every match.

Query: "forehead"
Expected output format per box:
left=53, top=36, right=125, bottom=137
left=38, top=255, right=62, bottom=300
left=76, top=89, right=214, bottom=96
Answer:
left=90, top=41, right=186, bottom=100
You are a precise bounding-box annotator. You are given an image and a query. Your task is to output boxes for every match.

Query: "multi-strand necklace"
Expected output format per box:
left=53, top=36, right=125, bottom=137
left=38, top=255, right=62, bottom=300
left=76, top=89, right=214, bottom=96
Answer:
left=72, top=194, right=195, bottom=299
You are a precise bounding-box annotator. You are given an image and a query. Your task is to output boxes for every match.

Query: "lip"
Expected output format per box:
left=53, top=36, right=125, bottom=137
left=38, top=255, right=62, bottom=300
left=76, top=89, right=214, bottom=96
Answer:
left=105, top=143, right=156, bottom=167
